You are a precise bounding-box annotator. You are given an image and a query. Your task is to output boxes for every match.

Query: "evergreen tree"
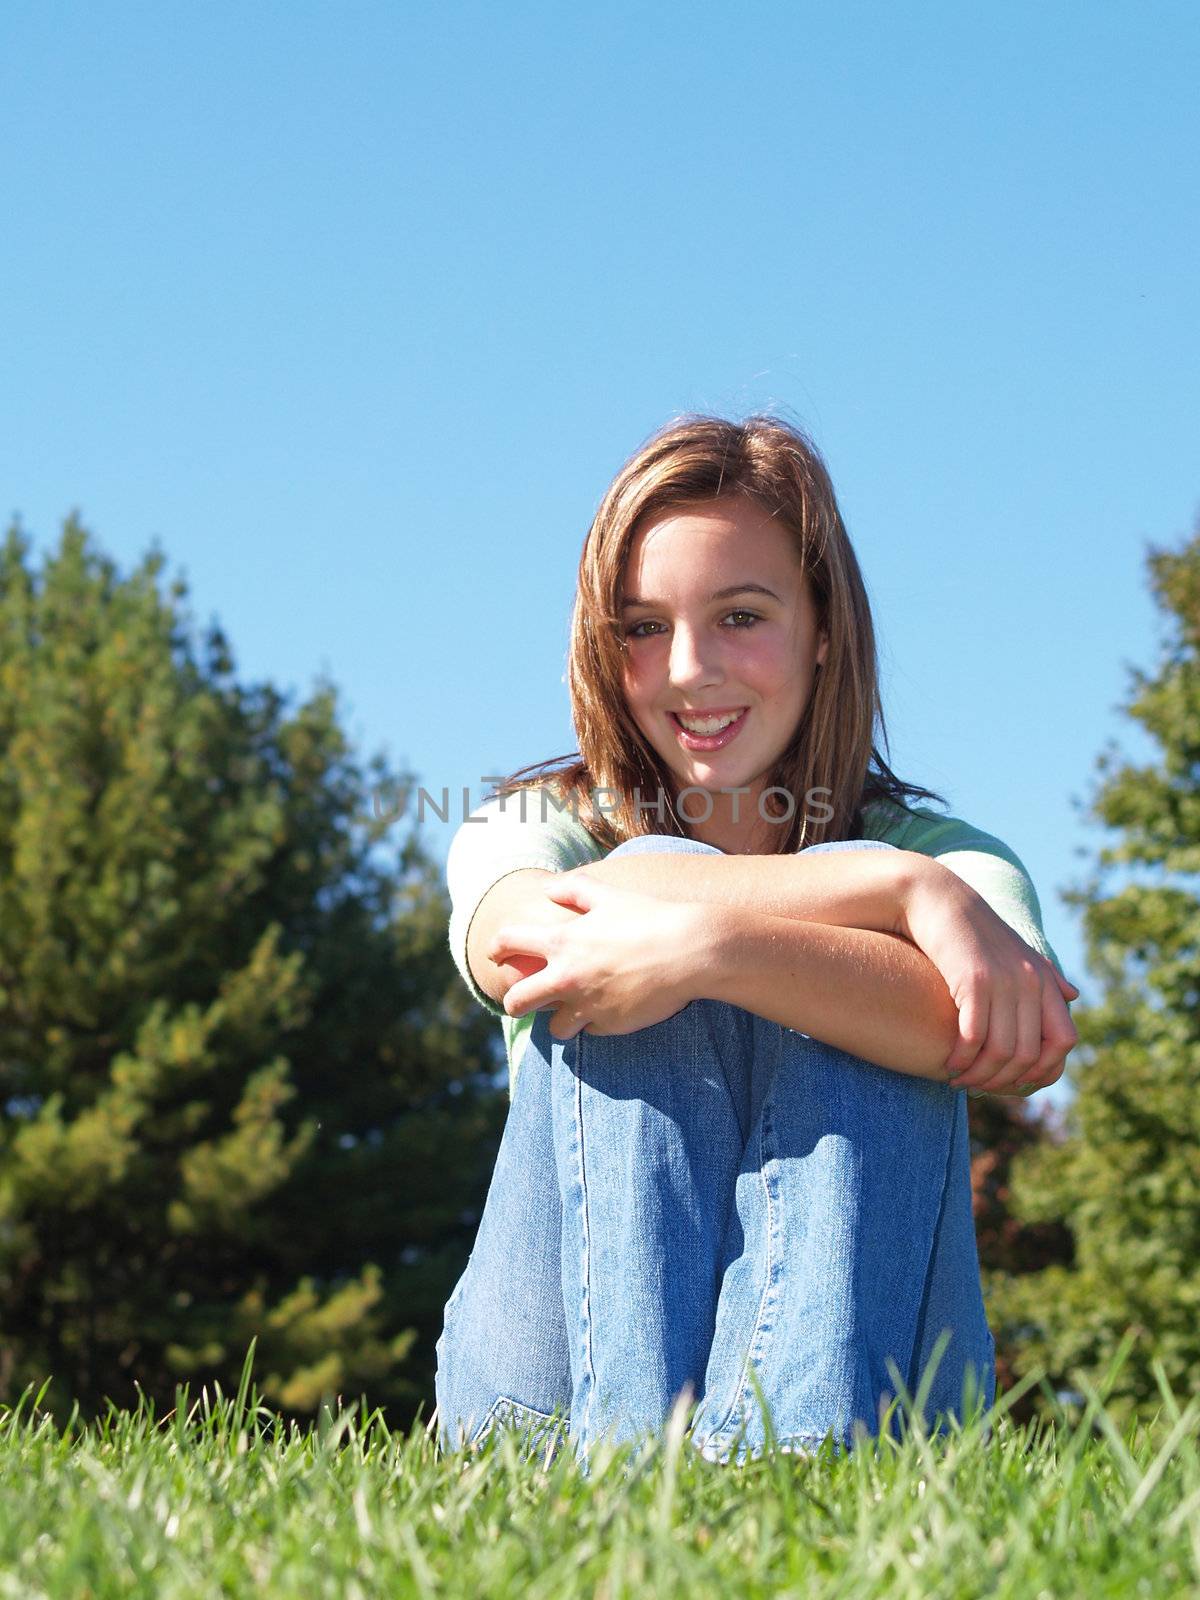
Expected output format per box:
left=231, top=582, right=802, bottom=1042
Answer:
left=0, top=515, right=504, bottom=1425
left=988, top=519, right=1200, bottom=1421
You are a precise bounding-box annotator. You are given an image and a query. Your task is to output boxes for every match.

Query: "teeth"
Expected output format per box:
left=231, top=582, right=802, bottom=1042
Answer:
left=676, top=710, right=742, bottom=734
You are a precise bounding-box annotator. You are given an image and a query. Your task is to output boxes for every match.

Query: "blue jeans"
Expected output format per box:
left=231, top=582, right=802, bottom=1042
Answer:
left=434, top=834, right=995, bottom=1468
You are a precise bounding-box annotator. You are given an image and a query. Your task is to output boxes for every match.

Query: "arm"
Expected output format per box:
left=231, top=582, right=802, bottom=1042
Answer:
left=580, top=846, right=916, bottom=935
left=695, top=904, right=959, bottom=1080
left=493, top=870, right=960, bottom=1078
left=573, top=845, right=1076, bottom=1094
left=581, top=850, right=967, bottom=1075
left=494, top=860, right=1076, bottom=1095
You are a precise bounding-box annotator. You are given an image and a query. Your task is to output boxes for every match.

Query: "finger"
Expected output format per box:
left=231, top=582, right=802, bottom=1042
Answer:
left=1016, top=988, right=1079, bottom=1090
left=486, top=922, right=557, bottom=964
left=978, top=975, right=1044, bottom=1092
left=1013, top=966, right=1079, bottom=1089
left=498, top=952, right=547, bottom=982
left=951, top=993, right=1016, bottom=1088
left=549, top=1004, right=590, bottom=1042
left=542, top=873, right=601, bottom=913
left=1055, top=970, right=1080, bottom=1001
left=994, top=1082, right=1041, bottom=1099
left=503, top=970, right=566, bottom=1019
left=944, top=985, right=989, bottom=1077
left=1037, top=990, right=1080, bottom=1076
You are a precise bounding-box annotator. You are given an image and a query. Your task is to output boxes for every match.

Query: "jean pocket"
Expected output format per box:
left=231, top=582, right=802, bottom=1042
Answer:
left=470, top=1394, right=564, bottom=1452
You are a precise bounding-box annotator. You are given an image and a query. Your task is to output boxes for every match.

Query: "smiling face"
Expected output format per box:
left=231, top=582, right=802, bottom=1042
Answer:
left=618, top=494, right=828, bottom=852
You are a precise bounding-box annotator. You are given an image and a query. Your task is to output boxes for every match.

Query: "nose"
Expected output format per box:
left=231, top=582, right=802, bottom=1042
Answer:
left=668, top=622, right=723, bottom=693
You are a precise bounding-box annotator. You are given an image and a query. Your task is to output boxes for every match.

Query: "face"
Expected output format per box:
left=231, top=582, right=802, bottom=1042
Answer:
left=618, top=495, right=828, bottom=837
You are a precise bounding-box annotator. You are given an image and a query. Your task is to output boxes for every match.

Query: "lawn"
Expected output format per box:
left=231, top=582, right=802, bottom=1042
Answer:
left=1, top=1341, right=1197, bottom=1597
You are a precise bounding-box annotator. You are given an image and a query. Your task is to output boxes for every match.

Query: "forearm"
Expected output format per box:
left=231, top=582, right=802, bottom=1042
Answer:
left=582, top=847, right=921, bottom=936
left=694, top=905, right=959, bottom=1081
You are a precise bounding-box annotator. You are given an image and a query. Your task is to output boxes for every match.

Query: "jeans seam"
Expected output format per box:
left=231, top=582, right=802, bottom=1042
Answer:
left=704, top=1095, right=781, bottom=1443
left=707, top=1002, right=750, bottom=1147
left=905, top=1097, right=958, bottom=1399
left=574, top=1040, right=598, bottom=1446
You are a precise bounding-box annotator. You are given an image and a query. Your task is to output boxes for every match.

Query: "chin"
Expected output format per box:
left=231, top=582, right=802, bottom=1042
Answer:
left=679, top=764, right=756, bottom=792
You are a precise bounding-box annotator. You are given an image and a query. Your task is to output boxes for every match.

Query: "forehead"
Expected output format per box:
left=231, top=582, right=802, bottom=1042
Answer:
left=622, top=497, right=804, bottom=594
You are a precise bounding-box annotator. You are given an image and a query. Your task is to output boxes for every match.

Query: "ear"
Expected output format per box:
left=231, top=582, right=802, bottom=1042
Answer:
left=816, top=632, right=829, bottom=669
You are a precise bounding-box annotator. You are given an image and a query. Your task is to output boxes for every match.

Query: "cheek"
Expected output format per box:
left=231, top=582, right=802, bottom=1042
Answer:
left=620, top=650, right=658, bottom=708
left=619, top=660, right=640, bottom=708
left=736, top=635, right=797, bottom=691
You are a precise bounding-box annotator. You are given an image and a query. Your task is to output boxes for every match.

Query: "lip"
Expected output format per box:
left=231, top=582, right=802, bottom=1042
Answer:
left=669, top=707, right=749, bottom=752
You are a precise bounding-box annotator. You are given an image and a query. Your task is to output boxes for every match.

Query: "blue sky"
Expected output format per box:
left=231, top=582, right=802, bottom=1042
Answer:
left=2, top=2, right=1197, bottom=1104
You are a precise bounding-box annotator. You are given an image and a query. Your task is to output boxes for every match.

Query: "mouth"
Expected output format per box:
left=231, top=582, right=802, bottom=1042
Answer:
left=668, top=707, right=749, bottom=751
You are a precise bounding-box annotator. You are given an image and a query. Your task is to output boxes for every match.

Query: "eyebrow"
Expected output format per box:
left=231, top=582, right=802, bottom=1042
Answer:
left=620, top=582, right=783, bottom=610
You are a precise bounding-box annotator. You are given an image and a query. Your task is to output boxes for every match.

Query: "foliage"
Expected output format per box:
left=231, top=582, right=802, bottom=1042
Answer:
left=967, top=1096, right=1072, bottom=1412
left=0, top=515, right=504, bottom=1426
left=989, top=518, right=1200, bottom=1422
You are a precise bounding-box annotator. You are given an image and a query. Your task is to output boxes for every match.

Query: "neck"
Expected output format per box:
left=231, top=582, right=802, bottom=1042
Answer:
left=680, top=779, right=787, bottom=855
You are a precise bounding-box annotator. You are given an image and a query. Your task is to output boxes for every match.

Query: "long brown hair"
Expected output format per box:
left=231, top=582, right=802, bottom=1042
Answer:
left=489, top=412, right=946, bottom=852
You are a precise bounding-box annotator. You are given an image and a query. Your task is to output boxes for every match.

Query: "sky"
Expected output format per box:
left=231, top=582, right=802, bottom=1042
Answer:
left=2, top=1, right=1197, bottom=1108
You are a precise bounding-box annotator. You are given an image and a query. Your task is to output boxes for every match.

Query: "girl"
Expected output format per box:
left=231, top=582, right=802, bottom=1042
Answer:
left=435, top=414, right=1078, bottom=1468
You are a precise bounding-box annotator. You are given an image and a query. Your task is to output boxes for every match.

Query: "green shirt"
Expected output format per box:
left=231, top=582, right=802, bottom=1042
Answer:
left=445, top=787, right=1063, bottom=1101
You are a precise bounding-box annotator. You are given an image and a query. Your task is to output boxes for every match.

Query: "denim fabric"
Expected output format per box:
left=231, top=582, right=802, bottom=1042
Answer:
left=433, top=833, right=995, bottom=1469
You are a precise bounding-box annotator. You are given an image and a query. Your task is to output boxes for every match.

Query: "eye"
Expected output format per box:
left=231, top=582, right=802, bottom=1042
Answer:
left=623, top=611, right=762, bottom=640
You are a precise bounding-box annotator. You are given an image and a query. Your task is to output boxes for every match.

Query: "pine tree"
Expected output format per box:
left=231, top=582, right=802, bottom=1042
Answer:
left=988, top=519, right=1200, bottom=1421
left=0, top=515, right=504, bottom=1425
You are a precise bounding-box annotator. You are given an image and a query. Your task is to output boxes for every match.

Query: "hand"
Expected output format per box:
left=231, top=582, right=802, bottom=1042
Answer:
left=899, top=862, right=1080, bottom=1096
left=485, top=870, right=700, bottom=1041
left=487, top=886, right=582, bottom=991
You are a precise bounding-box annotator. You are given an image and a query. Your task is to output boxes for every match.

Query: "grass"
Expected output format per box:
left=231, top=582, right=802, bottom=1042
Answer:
left=1, top=1337, right=1198, bottom=1598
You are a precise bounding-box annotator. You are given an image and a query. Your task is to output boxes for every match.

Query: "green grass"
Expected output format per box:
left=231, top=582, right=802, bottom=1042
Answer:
left=2, top=1339, right=1198, bottom=1598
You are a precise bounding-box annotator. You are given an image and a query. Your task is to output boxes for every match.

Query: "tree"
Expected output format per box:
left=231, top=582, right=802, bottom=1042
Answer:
left=988, top=519, right=1200, bottom=1422
left=0, top=515, right=504, bottom=1425
left=968, top=1097, right=1072, bottom=1414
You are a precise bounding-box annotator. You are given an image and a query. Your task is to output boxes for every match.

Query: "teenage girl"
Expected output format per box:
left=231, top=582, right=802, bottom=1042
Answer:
left=435, top=414, right=1078, bottom=1467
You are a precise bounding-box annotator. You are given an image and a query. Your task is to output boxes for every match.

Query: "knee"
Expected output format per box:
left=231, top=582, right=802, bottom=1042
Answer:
left=802, top=839, right=900, bottom=855
left=606, top=832, right=725, bottom=859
